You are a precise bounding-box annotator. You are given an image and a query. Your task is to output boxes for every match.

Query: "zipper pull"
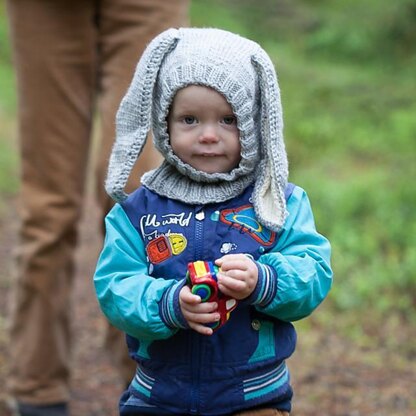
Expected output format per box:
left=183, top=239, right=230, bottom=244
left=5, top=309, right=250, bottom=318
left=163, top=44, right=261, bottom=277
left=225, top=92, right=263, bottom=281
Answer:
left=195, top=210, right=205, bottom=221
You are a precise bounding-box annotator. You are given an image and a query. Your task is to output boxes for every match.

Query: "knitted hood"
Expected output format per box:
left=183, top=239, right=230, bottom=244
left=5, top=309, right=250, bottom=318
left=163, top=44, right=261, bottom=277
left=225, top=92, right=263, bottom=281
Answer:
left=106, top=28, right=289, bottom=232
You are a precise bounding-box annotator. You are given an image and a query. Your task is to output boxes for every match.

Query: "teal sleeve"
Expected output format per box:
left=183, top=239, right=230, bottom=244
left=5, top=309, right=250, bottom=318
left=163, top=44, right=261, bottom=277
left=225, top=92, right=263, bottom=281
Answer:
left=257, top=186, right=333, bottom=321
left=93, top=204, right=182, bottom=341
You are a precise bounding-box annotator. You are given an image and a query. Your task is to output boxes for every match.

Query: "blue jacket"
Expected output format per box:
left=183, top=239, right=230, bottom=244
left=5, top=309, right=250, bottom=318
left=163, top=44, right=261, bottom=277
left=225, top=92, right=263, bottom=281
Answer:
left=94, top=183, right=332, bottom=415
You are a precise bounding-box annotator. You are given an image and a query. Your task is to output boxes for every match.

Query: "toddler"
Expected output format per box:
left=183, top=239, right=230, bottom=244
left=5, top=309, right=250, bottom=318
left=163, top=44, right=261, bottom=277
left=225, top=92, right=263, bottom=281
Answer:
left=94, top=28, right=333, bottom=415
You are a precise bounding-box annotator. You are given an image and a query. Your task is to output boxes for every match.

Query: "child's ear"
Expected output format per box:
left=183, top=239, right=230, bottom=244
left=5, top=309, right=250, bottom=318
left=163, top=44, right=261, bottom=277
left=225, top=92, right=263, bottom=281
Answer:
left=106, top=29, right=180, bottom=203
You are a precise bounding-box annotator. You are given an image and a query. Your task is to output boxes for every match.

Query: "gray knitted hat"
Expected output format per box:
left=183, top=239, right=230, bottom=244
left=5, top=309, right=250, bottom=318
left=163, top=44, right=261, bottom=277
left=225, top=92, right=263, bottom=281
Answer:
left=106, top=28, right=289, bottom=231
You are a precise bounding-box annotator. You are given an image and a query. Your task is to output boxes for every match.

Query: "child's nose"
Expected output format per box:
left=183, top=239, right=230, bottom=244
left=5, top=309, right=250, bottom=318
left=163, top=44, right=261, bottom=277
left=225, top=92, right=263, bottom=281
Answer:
left=199, top=124, right=219, bottom=143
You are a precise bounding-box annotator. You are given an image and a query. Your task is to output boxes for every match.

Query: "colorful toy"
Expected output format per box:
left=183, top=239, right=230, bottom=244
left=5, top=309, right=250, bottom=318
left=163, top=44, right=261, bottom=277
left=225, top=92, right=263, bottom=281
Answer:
left=186, top=260, right=238, bottom=330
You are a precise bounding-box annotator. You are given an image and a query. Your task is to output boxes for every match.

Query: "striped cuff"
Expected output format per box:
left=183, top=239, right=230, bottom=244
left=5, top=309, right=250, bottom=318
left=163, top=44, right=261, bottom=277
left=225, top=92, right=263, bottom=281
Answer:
left=244, top=262, right=277, bottom=307
left=159, top=279, right=189, bottom=329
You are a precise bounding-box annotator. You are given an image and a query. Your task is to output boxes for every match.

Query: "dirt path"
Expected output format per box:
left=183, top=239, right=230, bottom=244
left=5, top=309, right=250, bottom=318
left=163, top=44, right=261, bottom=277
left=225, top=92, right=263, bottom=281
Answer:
left=0, top=194, right=415, bottom=416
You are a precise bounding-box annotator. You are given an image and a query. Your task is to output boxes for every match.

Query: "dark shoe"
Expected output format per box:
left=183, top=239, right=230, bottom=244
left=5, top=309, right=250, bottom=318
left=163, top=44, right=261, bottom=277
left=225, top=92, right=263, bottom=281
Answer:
left=17, top=402, right=68, bottom=416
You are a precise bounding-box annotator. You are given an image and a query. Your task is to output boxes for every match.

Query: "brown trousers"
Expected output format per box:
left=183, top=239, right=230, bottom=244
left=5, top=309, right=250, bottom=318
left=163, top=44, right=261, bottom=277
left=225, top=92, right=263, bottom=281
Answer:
left=6, top=0, right=189, bottom=405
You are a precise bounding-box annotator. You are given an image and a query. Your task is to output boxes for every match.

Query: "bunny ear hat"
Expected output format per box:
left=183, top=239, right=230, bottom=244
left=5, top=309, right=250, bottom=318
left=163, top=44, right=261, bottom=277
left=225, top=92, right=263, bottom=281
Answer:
left=106, top=28, right=289, bottom=232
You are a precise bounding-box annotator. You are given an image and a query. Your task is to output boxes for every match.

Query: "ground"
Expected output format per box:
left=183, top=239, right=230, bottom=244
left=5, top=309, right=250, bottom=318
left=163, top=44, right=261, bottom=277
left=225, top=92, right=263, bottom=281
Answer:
left=0, top=194, right=415, bottom=416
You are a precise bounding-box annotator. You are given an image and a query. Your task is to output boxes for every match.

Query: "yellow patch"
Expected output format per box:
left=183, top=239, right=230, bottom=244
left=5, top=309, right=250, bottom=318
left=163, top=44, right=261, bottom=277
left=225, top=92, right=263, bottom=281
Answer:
left=168, top=233, right=187, bottom=255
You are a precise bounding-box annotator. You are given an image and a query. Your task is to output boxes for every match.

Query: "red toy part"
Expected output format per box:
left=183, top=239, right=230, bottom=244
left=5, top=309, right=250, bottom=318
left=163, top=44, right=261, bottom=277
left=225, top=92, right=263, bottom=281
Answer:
left=186, top=261, right=238, bottom=331
left=186, top=261, right=219, bottom=302
left=214, top=297, right=238, bottom=330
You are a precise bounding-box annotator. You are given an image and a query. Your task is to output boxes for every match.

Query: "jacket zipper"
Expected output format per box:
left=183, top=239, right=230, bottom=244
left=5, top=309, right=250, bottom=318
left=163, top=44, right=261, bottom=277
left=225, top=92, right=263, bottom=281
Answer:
left=190, top=207, right=205, bottom=413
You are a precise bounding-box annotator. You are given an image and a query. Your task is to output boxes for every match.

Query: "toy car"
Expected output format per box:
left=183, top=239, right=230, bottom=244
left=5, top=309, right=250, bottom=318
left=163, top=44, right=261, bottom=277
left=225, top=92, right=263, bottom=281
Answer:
left=186, top=260, right=238, bottom=330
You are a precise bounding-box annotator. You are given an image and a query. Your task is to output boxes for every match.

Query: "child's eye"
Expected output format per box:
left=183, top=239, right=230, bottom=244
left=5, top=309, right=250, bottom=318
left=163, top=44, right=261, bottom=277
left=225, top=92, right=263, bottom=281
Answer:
left=183, top=116, right=197, bottom=124
left=222, top=116, right=237, bottom=125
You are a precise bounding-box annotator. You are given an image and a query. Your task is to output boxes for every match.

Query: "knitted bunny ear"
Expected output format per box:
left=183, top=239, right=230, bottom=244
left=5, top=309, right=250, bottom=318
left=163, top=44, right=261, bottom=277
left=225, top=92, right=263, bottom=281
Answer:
left=251, top=51, right=289, bottom=232
left=105, top=28, right=180, bottom=202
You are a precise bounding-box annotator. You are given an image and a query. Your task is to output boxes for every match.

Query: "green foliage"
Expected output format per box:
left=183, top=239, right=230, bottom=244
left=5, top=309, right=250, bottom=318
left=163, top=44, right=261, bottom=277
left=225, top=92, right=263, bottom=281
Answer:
left=298, top=165, right=416, bottom=315
left=0, top=137, right=18, bottom=195
left=0, top=3, right=11, bottom=63
left=190, top=0, right=246, bottom=33
left=303, top=0, right=416, bottom=63
left=0, top=3, right=15, bottom=115
left=206, top=0, right=416, bottom=65
left=0, top=64, right=16, bottom=115
left=0, top=4, right=18, bottom=202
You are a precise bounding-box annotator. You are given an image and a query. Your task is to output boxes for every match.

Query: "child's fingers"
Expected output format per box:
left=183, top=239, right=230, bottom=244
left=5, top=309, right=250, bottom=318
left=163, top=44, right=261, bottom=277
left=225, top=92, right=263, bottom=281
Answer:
left=189, top=322, right=214, bottom=336
left=180, top=285, right=220, bottom=331
left=181, top=300, right=218, bottom=315
left=183, top=309, right=220, bottom=325
left=217, top=268, right=250, bottom=292
left=217, top=268, right=257, bottom=299
left=216, top=253, right=247, bottom=266
left=217, top=275, right=245, bottom=296
left=216, top=256, right=251, bottom=273
left=182, top=305, right=220, bottom=336
left=219, top=268, right=246, bottom=281
left=179, top=285, right=202, bottom=304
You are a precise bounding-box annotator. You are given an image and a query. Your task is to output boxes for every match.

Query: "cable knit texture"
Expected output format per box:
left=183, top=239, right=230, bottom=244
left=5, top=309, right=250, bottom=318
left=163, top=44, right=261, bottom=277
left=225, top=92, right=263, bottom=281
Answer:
left=106, top=27, right=289, bottom=231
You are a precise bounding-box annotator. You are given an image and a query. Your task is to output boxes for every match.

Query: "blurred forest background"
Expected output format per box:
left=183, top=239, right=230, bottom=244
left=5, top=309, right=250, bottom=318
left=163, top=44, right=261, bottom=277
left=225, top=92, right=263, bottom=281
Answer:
left=0, top=0, right=415, bottom=415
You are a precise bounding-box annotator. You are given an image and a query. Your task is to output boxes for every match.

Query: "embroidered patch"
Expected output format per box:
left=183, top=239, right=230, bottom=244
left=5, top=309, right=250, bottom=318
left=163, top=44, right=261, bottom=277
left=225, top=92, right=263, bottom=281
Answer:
left=220, top=242, right=237, bottom=254
left=219, top=205, right=276, bottom=246
left=168, top=233, right=188, bottom=255
left=146, top=235, right=171, bottom=264
left=146, top=233, right=188, bottom=264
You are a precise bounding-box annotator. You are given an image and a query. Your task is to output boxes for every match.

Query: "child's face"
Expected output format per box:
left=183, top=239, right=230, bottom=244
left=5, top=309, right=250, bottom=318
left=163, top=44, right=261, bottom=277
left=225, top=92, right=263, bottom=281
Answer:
left=168, top=85, right=241, bottom=174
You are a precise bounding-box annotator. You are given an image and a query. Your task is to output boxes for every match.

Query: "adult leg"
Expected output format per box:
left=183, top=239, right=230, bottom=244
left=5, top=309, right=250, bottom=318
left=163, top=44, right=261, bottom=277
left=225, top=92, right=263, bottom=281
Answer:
left=6, top=0, right=97, bottom=405
left=94, top=0, right=190, bottom=383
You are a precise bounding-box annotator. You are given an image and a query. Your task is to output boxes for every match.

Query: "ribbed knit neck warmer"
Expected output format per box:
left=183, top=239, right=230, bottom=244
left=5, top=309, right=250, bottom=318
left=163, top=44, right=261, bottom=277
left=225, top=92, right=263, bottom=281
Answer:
left=106, top=28, right=289, bottom=232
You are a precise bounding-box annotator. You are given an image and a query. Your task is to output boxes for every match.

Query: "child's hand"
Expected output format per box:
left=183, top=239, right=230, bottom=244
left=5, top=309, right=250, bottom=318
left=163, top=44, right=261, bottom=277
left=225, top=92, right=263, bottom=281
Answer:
left=179, top=285, right=220, bottom=336
left=215, top=254, right=258, bottom=300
